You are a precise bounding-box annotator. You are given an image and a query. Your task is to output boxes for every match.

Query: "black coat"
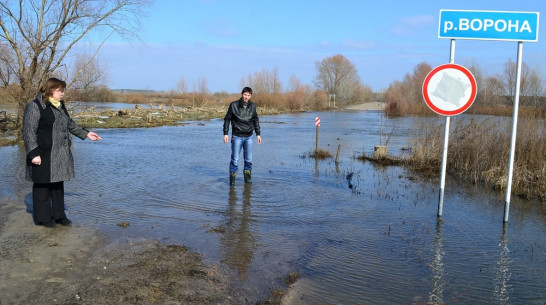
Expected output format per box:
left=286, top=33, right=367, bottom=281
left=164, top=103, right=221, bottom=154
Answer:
left=223, top=99, right=260, bottom=137
left=22, top=96, right=89, bottom=183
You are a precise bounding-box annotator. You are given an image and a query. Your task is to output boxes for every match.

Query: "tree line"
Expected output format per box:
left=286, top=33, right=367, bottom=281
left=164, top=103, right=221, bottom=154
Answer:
left=166, top=55, right=374, bottom=110
left=2, top=0, right=545, bottom=136
left=384, top=61, right=546, bottom=117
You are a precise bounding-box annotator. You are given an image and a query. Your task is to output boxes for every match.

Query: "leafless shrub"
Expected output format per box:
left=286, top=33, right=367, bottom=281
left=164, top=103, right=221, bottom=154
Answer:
left=312, top=90, right=329, bottom=110
left=305, top=149, right=332, bottom=160
left=384, top=62, right=434, bottom=117
left=409, top=116, right=546, bottom=200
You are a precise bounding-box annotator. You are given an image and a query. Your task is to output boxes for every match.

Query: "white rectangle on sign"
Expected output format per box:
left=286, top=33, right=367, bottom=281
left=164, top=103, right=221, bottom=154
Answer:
left=438, top=10, right=539, bottom=42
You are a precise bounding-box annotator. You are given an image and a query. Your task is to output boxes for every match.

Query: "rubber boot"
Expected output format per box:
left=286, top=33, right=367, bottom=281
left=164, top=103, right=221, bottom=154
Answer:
left=230, top=173, right=236, bottom=186
left=244, top=170, right=252, bottom=183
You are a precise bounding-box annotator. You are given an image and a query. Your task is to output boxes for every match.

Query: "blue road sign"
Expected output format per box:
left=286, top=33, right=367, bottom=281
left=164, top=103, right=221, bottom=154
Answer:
left=439, top=10, right=539, bottom=42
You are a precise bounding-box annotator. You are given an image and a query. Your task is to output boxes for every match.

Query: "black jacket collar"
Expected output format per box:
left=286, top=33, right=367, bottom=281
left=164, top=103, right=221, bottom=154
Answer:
left=238, top=98, right=251, bottom=107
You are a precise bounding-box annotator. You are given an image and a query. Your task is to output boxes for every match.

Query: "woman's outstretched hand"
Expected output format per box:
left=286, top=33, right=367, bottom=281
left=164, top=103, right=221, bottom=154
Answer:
left=87, top=132, right=102, bottom=141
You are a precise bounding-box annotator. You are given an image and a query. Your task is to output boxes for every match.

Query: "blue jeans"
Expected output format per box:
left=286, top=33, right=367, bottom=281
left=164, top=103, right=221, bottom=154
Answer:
left=230, top=135, right=253, bottom=173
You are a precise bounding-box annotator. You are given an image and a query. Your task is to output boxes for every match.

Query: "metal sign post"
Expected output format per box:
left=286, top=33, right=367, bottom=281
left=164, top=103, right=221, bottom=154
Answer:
left=438, top=41, right=454, bottom=218
left=435, top=9, right=539, bottom=223
left=504, top=42, right=523, bottom=222
left=423, top=44, right=477, bottom=217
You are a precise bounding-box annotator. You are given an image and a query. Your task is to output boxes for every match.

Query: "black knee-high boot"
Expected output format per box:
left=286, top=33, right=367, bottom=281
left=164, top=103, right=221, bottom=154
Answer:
left=244, top=170, right=252, bottom=183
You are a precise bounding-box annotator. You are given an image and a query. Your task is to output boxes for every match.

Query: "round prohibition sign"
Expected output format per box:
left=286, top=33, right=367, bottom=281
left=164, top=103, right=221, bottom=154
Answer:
left=422, top=63, right=477, bottom=116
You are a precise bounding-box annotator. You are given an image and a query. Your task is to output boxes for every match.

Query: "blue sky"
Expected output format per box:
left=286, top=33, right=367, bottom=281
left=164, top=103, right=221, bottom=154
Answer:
left=98, top=0, right=545, bottom=93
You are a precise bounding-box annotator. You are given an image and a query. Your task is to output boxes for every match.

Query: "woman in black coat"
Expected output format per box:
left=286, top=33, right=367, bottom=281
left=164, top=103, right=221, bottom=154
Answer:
left=23, top=77, right=102, bottom=228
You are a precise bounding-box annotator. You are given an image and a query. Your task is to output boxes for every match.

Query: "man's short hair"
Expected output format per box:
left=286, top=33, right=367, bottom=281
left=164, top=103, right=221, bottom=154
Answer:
left=241, top=87, right=253, bottom=95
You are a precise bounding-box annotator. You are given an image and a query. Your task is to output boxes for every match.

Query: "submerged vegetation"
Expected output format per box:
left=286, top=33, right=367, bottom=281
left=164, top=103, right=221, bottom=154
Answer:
left=359, top=115, right=545, bottom=202
left=305, top=148, right=333, bottom=160
left=408, top=117, right=546, bottom=201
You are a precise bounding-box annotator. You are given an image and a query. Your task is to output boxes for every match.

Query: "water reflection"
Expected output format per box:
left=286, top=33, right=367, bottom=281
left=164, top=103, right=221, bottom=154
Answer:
left=493, top=225, right=512, bottom=304
left=1, top=111, right=545, bottom=304
left=221, top=184, right=256, bottom=279
left=428, top=220, right=446, bottom=305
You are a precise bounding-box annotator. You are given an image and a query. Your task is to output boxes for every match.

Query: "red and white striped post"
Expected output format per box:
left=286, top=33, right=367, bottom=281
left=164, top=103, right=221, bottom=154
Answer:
left=315, top=117, right=320, bottom=152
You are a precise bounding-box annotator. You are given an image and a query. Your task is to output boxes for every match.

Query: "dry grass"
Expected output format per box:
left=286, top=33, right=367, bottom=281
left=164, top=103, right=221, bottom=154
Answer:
left=408, top=116, right=546, bottom=201
left=114, top=90, right=324, bottom=111
left=301, top=148, right=333, bottom=160
left=0, top=99, right=292, bottom=146
left=72, top=104, right=289, bottom=129
left=357, top=152, right=407, bottom=166
left=467, top=105, right=546, bottom=118
left=392, top=102, right=546, bottom=119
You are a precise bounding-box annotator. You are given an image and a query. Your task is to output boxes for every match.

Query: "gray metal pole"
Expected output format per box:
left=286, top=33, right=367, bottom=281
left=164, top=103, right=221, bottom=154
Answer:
left=438, top=116, right=450, bottom=217
left=316, top=125, right=319, bottom=152
left=504, top=42, right=523, bottom=223
left=438, top=39, right=456, bottom=217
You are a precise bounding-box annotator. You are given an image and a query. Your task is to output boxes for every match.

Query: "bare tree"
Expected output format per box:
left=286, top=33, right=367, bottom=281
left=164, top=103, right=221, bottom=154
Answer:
left=527, top=68, right=545, bottom=107
left=482, top=75, right=506, bottom=106
left=467, top=62, right=485, bottom=105
left=403, top=62, right=432, bottom=106
left=502, top=59, right=546, bottom=107
left=0, top=0, right=149, bottom=129
left=0, top=42, right=16, bottom=86
left=384, top=80, right=410, bottom=116
left=353, top=83, right=374, bottom=104
left=384, top=61, right=429, bottom=116
left=244, top=67, right=282, bottom=95
left=177, top=76, right=187, bottom=94
left=287, top=73, right=312, bottom=110
left=503, top=59, right=531, bottom=99
left=196, top=77, right=209, bottom=106
left=314, top=54, right=361, bottom=104
left=383, top=62, right=432, bottom=116
left=239, top=76, right=246, bottom=91
left=69, top=52, right=108, bottom=101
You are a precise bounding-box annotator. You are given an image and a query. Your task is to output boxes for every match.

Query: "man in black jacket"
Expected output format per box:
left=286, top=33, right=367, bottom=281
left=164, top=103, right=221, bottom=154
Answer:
left=223, top=87, right=262, bottom=185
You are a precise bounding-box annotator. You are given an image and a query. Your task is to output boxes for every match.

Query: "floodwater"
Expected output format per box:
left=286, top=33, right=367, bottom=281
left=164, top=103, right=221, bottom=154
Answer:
left=1, top=110, right=545, bottom=304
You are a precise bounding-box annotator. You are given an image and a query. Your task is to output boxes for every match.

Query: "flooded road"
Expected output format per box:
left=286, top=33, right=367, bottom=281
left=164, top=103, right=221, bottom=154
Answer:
left=1, top=111, right=545, bottom=304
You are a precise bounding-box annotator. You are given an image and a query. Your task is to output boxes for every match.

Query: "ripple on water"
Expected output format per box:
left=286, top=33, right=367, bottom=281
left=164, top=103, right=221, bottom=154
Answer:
left=2, top=113, right=545, bottom=304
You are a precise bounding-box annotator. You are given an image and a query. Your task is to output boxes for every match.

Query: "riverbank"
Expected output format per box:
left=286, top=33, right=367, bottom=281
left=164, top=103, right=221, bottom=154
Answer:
left=70, top=101, right=384, bottom=129
left=0, top=102, right=381, bottom=304
left=0, top=199, right=249, bottom=304
left=0, top=102, right=381, bottom=146
left=0, top=103, right=289, bottom=146
left=0, top=198, right=302, bottom=304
